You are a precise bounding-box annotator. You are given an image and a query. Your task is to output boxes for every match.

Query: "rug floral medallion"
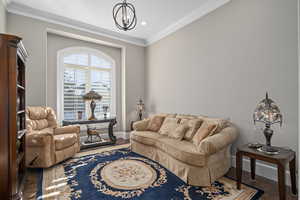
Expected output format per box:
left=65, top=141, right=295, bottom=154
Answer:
left=99, top=159, right=158, bottom=190
left=37, top=144, right=263, bottom=200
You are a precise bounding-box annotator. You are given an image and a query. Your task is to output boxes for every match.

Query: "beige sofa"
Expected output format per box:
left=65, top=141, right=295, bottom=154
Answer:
left=130, top=114, right=238, bottom=186
left=26, top=106, right=81, bottom=168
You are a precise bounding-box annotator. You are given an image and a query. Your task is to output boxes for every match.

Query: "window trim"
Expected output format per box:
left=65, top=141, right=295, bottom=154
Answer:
left=57, top=47, right=116, bottom=123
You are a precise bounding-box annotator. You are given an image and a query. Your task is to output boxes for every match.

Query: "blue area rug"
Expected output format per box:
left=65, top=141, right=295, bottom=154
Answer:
left=36, top=146, right=263, bottom=199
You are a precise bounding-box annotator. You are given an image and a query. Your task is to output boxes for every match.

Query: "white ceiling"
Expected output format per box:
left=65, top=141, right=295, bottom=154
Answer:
left=6, top=0, right=230, bottom=46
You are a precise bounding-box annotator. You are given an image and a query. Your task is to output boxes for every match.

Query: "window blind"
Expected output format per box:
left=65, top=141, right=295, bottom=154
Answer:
left=63, top=53, right=112, bottom=120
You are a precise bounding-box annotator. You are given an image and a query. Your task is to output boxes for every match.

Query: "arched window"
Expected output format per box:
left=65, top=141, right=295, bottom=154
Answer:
left=57, top=47, right=116, bottom=121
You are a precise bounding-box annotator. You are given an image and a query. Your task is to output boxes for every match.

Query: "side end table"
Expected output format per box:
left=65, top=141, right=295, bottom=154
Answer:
left=62, top=117, right=117, bottom=149
left=236, top=144, right=297, bottom=200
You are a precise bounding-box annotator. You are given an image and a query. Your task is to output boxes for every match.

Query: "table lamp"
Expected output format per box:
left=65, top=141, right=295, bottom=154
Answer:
left=136, top=99, right=145, bottom=120
left=253, top=92, right=283, bottom=154
left=83, top=91, right=102, bottom=120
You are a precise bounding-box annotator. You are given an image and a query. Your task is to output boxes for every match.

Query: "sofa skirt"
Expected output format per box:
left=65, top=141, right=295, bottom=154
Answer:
left=130, top=140, right=231, bottom=186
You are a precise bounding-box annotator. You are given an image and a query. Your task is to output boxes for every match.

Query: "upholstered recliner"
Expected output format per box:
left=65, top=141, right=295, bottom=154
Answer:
left=26, top=106, right=80, bottom=168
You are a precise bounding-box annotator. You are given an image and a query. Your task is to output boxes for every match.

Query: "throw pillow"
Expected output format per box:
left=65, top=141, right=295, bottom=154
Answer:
left=204, top=118, right=229, bottom=135
left=180, top=119, right=203, bottom=140
left=146, top=115, right=165, bottom=132
left=150, top=113, right=177, bottom=118
left=158, top=117, right=180, bottom=135
left=168, top=124, right=189, bottom=140
left=133, top=119, right=150, bottom=131
left=192, top=121, right=218, bottom=146
left=175, top=114, right=197, bottom=119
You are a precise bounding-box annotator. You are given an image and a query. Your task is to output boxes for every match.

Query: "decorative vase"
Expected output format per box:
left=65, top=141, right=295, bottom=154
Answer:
left=77, top=111, right=83, bottom=120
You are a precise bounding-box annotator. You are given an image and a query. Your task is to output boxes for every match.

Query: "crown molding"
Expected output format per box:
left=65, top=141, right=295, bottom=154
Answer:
left=6, top=0, right=230, bottom=47
left=145, top=0, right=231, bottom=45
left=2, top=0, right=11, bottom=8
left=6, top=2, right=147, bottom=47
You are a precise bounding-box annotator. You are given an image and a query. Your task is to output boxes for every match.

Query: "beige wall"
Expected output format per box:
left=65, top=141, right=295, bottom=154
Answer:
left=146, top=0, right=298, bottom=156
left=6, top=1, right=298, bottom=154
left=7, top=13, right=145, bottom=130
left=0, top=0, right=6, bottom=33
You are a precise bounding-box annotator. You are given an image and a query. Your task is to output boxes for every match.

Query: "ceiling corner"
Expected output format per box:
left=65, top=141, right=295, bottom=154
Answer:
left=2, top=0, right=11, bottom=8
left=6, top=1, right=147, bottom=47
left=145, top=0, right=231, bottom=46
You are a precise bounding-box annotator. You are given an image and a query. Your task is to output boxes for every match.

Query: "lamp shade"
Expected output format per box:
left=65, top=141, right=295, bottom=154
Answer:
left=83, top=91, right=102, bottom=101
left=253, top=93, right=282, bottom=126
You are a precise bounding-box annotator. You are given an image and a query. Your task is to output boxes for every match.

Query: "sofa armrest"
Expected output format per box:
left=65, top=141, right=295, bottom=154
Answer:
left=198, top=126, right=238, bottom=155
left=54, top=125, right=81, bottom=150
left=54, top=125, right=80, bottom=135
left=133, top=119, right=150, bottom=131
left=26, top=130, right=54, bottom=147
left=26, top=130, right=55, bottom=167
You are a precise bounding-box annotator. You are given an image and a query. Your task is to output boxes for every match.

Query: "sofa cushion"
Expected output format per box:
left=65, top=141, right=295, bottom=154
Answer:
left=152, top=113, right=177, bottom=118
left=158, top=117, right=180, bottom=136
left=156, top=137, right=206, bottom=167
left=26, top=106, right=58, bottom=130
left=130, top=131, right=163, bottom=146
left=180, top=119, right=203, bottom=141
left=168, top=124, right=189, bottom=140
left=133, top=119, right=150, bottom=131
left=28, top=119, right=49, bottom=130
left=54, top=134, right=77, bottom=150
left=26, top=106, right=49, bottom=120
left=176, top=114, right=197, bottom=119
left=192, top=121, right=218, bottom=146
left=203, top=118, right=229, bottom=135
left=146, top=115, right=165, bottom=132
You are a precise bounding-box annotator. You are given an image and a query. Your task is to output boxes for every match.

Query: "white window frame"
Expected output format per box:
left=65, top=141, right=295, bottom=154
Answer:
left=57, top=47, right=116, bottom=123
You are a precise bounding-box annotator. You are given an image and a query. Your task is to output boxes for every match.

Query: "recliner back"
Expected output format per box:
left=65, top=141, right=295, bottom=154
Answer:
left=26, top=106, right=58, bottom=131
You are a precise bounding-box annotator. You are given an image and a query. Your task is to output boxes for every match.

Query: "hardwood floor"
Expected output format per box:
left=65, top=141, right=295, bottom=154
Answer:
left=23, top=138, right=130, bottom=200
left=226, top=168, right=298, bottom=200
left=23, top=140, right=298, bottom=200
left=23, top=170, right=36, bottom=200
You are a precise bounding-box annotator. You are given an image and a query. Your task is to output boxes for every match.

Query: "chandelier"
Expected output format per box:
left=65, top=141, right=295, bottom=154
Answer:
left=113, top=0, right=137, bottom=31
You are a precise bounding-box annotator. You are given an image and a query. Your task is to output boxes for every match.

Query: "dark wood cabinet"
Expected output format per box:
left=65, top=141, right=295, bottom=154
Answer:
left=0, top=34, right=28, bottom=200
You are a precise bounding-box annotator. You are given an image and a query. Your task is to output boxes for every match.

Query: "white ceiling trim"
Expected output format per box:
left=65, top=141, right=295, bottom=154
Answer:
left=2, top=0, right=11, bottom=7
left=6, top=0, right=231, bottom=47
left=146, top=0, right=231, bottom=45
left=6, top=2, right=147, bottom=47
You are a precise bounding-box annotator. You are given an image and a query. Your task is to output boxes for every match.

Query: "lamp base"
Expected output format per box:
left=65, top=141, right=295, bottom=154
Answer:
left=257, top=145, right=280, bottom=155
left=88, top=116, right=97, bottom=121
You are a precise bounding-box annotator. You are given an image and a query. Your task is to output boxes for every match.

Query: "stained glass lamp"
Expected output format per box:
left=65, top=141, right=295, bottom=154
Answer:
left=253, top=92, right=283, bottom=154
left=83, top=91, right=102, bottom=120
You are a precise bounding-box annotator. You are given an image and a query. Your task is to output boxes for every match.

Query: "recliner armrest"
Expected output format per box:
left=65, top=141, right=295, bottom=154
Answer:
left=26, top=131, right=53, bottom=147
left=133, top=119, right=150, bottom=131
left=54, top=125, right=80, bottom=135
left=197, top=125, right=238, bottom=155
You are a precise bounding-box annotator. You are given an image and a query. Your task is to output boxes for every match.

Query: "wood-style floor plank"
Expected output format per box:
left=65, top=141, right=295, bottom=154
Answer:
left=227, top=168, right=298, bottom=200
